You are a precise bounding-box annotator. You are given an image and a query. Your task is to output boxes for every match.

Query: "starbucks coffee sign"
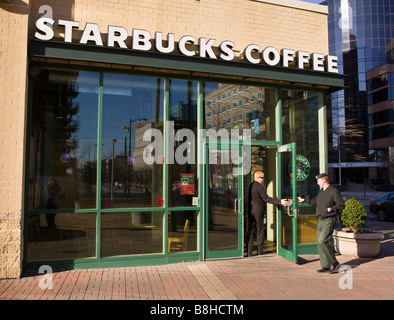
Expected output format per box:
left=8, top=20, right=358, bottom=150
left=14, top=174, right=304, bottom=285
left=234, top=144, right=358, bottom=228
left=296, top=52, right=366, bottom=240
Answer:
left=34, top=5, right=339, bottom=74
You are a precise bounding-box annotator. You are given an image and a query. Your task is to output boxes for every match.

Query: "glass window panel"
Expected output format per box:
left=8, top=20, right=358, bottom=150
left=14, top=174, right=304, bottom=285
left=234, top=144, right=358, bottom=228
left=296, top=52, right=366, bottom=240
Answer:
left=370, top=109, right=394, bottom=125
left=168, top=79, right=198, bottom=207
left=281, top=90, right=321, bottom=197
left=389, top=88, right=394, bottom=100
left=27, top=213, right=96, bottom=261
left=101, top=74, right=164, bottom=209
left=168, top=211, right=198, bottom=253
left=280, top=148, right=294, bottom=251
left=297, top=206, right=318, bottom=245
left=281, top=90, right=324, bottom=250
left=29, top=70, right=100, bottom=210
left=207, top=151, right=239, bottom=252
left=204, top=82, right=276, bottom=141
left=367, top=73, right=388, bottom=91
left=100, top=211, right=164, bottom=257
left=359, top=81, right=366, bottom=91
left=368, top=88, right=388, bottom=105
left=371, top=125, right=394, bottom=139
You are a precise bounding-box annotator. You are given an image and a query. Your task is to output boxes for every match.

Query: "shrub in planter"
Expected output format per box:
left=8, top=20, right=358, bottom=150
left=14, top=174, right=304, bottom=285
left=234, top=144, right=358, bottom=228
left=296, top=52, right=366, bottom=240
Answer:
left=334, top=198, right=383, bottom=258
left=339, top=198, right=367, bottom=233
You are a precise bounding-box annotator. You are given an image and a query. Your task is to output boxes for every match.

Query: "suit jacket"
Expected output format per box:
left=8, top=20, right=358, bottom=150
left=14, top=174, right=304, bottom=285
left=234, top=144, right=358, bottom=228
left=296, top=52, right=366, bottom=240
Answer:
left=247, top=181, right=281, bottom=215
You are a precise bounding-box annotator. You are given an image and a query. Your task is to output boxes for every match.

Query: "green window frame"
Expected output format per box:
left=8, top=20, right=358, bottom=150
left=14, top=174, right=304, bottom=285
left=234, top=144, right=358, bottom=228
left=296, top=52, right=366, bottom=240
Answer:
left=25, top=40, right=342, bottom=269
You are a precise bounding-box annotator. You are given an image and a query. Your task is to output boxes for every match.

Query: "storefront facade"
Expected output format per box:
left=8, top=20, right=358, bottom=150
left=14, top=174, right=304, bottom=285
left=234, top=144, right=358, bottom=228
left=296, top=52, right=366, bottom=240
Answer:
left=0, top=0, right=343, bottom=278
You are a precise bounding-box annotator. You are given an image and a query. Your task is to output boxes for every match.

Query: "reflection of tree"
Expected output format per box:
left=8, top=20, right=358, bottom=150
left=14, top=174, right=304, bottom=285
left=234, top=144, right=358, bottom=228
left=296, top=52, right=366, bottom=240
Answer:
left=36, top=70, right=101, bottom=208
left=55, top=73, right=80, bottom=146
left=331, top=118, right=368, bottom=164
left=100, top=151, right=154, bottom=198
left=51, top=73, right=81, bottom=192
left=57, top=74, right=86, bottom=201
left=208, top=150, right=238, bottom=210
left=250, top=146, right=265, bottom=169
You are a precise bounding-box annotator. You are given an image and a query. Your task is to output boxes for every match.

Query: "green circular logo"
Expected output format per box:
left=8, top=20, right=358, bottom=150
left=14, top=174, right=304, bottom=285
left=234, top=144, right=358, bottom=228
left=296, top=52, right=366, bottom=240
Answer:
left=288, top=155, right=310, bottom=181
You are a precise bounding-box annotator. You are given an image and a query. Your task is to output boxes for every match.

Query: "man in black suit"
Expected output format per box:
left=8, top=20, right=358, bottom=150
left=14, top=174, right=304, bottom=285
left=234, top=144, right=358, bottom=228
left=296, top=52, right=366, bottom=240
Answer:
left=246, top=171, right=288, bottom=257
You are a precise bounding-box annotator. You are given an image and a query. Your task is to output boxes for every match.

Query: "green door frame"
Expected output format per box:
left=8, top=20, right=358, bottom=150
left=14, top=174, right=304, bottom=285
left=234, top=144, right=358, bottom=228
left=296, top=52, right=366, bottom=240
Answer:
left=204, top=139, right=244, bottom=260
left=276, top=142, right=298, bottom=263
left=204, top=139, right=285, bottom=260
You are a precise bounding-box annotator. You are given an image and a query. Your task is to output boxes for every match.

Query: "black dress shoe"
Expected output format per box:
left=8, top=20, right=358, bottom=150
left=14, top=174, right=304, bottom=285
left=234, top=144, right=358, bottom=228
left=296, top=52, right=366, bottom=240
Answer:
left=328, top=262, right=340, bottom=274
left=317, top=268, right=329, bottom=273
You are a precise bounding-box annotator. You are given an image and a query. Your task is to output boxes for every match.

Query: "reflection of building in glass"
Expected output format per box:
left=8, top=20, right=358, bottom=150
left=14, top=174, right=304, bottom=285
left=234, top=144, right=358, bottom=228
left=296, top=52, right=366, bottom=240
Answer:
left=326, top=0, right=394, bottom=186
left=170, top=102, right=197, bottom=121
left=205, top=84, right=275, bottom=140
left=134, top=122, right=156, bottom=168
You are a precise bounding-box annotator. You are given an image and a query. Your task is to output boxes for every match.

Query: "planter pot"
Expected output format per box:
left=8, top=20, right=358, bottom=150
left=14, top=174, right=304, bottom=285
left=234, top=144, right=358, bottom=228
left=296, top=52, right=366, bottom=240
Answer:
left=333, top=229, right=383, bottom=258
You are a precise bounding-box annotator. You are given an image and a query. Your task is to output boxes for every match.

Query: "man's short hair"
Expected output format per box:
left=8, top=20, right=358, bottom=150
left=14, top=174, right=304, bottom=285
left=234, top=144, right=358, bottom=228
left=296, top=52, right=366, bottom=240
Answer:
left=316, top=173, right=329, bottom=182
left=254, top=171, right=263, bottom=180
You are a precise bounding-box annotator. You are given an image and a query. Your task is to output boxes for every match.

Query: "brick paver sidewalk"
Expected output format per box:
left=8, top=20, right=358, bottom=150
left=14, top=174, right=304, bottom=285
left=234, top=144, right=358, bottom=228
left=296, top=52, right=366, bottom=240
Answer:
left=2, top=208, right=394, bottom=303
left=1, top=251, right=393, bottom=301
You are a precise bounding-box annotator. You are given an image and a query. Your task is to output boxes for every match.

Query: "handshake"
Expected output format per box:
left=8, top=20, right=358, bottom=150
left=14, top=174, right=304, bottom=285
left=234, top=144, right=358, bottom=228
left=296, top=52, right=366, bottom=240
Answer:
left=297, top=197, right=305, bottom=203
left=280, top=197, right=306, bottom=206
left=280, top=199, right=293, bottom=206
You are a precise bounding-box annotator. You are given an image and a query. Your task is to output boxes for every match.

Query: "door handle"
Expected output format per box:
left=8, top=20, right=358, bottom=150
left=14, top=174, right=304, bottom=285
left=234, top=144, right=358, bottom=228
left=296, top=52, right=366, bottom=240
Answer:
left=286, top=199, right=298, bottom=218
left=234, top=198, right=244, bottom=214
left=238, top=198, right=244, bottom=215
left=287, top=203, right=292, bottom=216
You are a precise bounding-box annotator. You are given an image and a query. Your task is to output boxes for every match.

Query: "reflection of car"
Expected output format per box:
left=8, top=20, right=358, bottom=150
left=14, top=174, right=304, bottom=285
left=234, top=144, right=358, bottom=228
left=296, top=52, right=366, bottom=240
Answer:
left=369, top=192, right=394, bottom=221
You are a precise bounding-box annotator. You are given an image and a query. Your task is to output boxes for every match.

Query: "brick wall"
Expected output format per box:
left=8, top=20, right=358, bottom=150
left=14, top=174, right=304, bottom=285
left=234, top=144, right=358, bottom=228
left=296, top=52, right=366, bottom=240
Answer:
left=0, top=0, right=30, bottom=279
left=29, top=0, right=328, bottom=55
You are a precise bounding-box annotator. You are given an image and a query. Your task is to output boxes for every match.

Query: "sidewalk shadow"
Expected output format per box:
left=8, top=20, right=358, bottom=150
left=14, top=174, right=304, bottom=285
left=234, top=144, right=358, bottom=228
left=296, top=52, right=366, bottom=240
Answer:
left=338, top=236, right=394, bottom=269
left=298, top=233, right=394, bottom=268
left=376, top=237, right=394, bottom=258
left=298, top=256, right=320, bottom=265
left=339, top=256, right=376, bottom=269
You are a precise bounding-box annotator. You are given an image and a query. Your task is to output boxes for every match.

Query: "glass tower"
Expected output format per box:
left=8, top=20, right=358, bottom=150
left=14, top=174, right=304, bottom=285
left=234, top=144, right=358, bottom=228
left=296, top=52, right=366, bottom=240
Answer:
left=326, top=0, right=394, bottom=185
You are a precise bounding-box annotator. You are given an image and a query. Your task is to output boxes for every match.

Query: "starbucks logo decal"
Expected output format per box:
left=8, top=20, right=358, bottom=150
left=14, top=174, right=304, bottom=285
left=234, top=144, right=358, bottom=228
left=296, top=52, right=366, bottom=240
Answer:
left=289, top=155, right=310, bottom=181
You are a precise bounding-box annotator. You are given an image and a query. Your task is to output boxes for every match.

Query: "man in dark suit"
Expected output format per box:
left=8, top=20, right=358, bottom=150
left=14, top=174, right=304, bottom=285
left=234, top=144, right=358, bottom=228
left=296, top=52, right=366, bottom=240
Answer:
left=246, top=171, right=288, bottom=257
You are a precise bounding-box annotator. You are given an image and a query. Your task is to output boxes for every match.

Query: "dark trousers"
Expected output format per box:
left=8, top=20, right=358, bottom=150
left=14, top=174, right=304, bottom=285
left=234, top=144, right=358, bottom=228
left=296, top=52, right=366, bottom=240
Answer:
left=317, top=217, right=338, bottom=268
left=246, top=213, right=265, bottom=256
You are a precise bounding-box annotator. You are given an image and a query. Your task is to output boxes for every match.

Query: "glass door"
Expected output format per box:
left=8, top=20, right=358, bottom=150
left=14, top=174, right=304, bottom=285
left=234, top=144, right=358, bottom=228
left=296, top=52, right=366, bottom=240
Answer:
left=277, top=142, right=298, bottom=263
left=205, top=140, right=244, bottom=259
